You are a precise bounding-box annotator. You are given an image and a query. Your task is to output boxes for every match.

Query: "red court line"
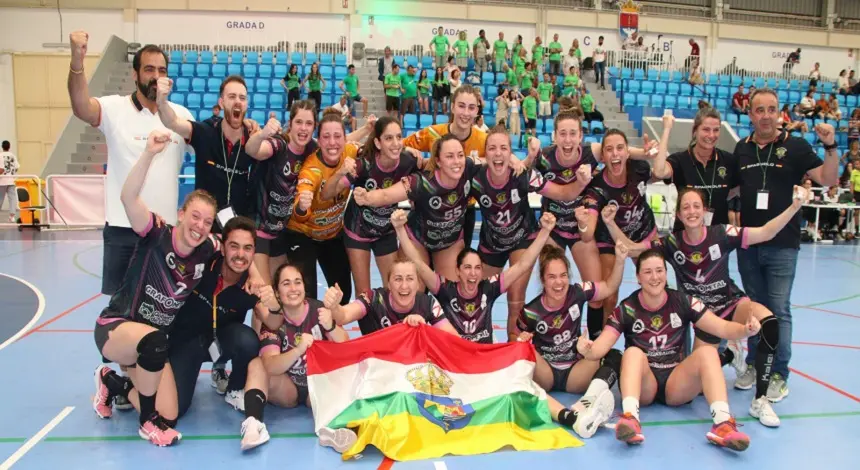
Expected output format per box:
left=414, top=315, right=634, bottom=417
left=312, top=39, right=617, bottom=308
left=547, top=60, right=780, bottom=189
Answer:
left=792, top=341, right=860, bottom=351
left=17, top=293, right=102, bottom=341
left=377, top=457, right=395, bottom=470
left=789, top=367, right=860, bottom=403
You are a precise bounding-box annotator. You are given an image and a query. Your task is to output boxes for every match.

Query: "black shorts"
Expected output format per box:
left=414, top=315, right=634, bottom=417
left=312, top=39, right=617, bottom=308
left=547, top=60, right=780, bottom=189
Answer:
left=256, top=231, right=294, bottom=258
left=296, top=384, right=309, bottom=406
left=344, top=231, right=399, bottom=256
left=695, top=298, right=745, bottom=345
left=386, top=96, right=401, bottom=111
left=550, top=363, right=573, bottom=392
left=94, top=318, right=127, bottom=362
left=525, top=118, right=537, bottom=130
left=478, top=236, right=532, bottom=268
left=727, top=197, right=741, bottom=212
left=854, top=191, right=860, bottom=203
left=651, top=366, right=673, bottom=405
left=549, top=230, right=581, bottom=250
left=102, top=224, right=140, bottom=295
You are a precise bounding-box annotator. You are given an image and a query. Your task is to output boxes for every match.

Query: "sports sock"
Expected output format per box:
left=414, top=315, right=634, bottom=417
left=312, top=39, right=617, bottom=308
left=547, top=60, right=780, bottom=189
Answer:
left=719, top=348, right=735, bottom=367
left=755, top=316, right=779, bottom=398
left=621, top=397, right=639, bottom=421
left=138, top=393, right=157, bottom=425
left=244, top=389, right=267, bottom=422
left=709, top=401, right=731, bottom=425
left=592, top=348, right=621, bottom=389
left=583, top=378, right=609, bottom=398
left=103, top=370, right=132, bottom=399
left=557, top=408, right=577, bottom=427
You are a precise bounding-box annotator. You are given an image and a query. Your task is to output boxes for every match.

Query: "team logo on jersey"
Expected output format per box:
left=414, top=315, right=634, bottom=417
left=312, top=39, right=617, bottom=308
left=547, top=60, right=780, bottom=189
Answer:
left=717, top=166, right=727, bottom=179
left=673, top=250, right=687, bottom=265
left=407, top=363, right=475, bottom=432
left=689, top=252, right=704, bottom=265
left=480, top=195, right=492, bottom=207
left=621, top=192, right=634, bottom=205
left=670, top=312, right=682, bottom=329
left=430, top=196, right=442, bottom=209
left=775, top=147, right=787, bottom=159
left=365, top=179, right=378, bottom=190
left=536, top=320, right=549, bottom=334
left=193, top=263, right=204, bottom=279
left=568, top=304, right=581, bottom=323
left=464, top=303, right=477, bottom=315
left=650, top=315, right=663, bottom=330
left=496, top=192, right=507, bottom=204
left=552, top=315, right=564, bottom=329
left=632, top=319, right=645, bottom=334
left=283, top=162, right=301, bottom=176
left=561, top=168, right=573, bottom=179
left=447, top=192, right=458, bottom=205
left=165, top=252, right=176, bottom=270
left=449, top=298, right=461, bottom=313
left=545, top=172, right=557, bottom=181
left=511, top=188, right=521, bottom=204
left=383, top=178, right=394, bottom=188
left=709, top=244, right=722, bottom=260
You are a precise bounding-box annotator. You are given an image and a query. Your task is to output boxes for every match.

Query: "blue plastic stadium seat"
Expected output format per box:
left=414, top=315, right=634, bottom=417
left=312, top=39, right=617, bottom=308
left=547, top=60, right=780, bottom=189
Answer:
left=633, top=69, right=645, bottom=80
left=228, top=51, right=242, bottom=64
left=334, top=67, right=348, bottom=81
left=185, top=51, right=198, bottom=63
left=766, top=78, right=777, bottom=88
left=306, top=52, right=318, bottom=64
left=637, top=93, right=649, bottom=106
left=250, top=110, right=266, bottom=122
left=738, top=127, right=751, bottom=139
left=203, top=94, right=218, bottom=109
left=269, top=94, right=284, bottom=109
left=621, top=68, right=632, bottom=79
left=422, top=56, right=434, bottom=69
left=706, top=85, right=717, bottom=97
left=186, top=93, right=201, bottom=108
left=672, top=71, right=683, bottom=82
left=322, top=95, right=334, bottom=107
left=647, top=69, right=658, bottom=81
left=216, top=51, right=228, bottom=63
left=403, top=114, right=418, bottom=130
left=196, top=64, right=210, bottom=77
left=274, top=64, right=288, bottom=79
left=718, top=75, right=730, bottom=86
left=419, top=114, right=433, bottom=128
left=320, top=65, right=334, bottom=79
left=175, top=77, right=191, bottom=92
left=180, top=63, right=195, bottom=77
left=622, top=94, right=635, bottom=107
left=335, top=54, right=347, bottom=66
left=667, top=83, right=679, bottom=95
left=275, top=52, right=288, bottom=64
left=243, top=64, right=257, bottom=78
left=252, top=93, right=267, bottom=109
left=754, top=77, right=765, bottom=88
left=191, top=78, right=206, bottom=92
left=436, top=115, right=449, bottom=125
left=406, top=56, right=419, bottom=68
left=707, top=73, right=717, bottom=84
left=253, top=78, right=268, bottom=93
left=651, top=95, right=664, bottom=108
left=717, top=86, right=729, bottom=99
left=730, top=75, right=741, bottom=86
left=211, top=64, right=226, bottom=77
left=664, top=95, right=677, bottom=108
left=169, top=50, right=183, bottom=63
left=246, top=52, right=259, bottom=64
left=206, top=78, right=220, bottom=93
left=628, top=80, right=640, bottom=93
left=199, top=51, right=213, bottom=64
left=590, top=121, right=605, bottom=133
left=641, top=81, right=655, bottom=94
left=261, top=51, right=273, bottom=64
left=227, top=64, right=241, bottom=76
left=847, top=96, right=858, bottom=107
left=680, top=83, right=692, bottom=96
left=740, top=114, right=751, bottom=126
left=170, top=92, right=185, bottom=106
left=259, top=65, right=273, bottom=78
left=168, top=63, right=179, bottom=77
left=290, top=52, right=303, bottom=64
left=778, top=91, right=788, bottom=103
left=245, top=80, right=255, bottom=93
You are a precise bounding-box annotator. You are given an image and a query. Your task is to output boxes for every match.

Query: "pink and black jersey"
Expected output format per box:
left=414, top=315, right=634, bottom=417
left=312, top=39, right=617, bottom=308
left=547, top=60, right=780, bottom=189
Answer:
left=651, top=225, right=749, bottom=316
left=586, top=160, right=656, bottom=246
left=344, top=151, right=419, bottom=241
left=258, top=298, right=325, bottom=387
left=533, top=145, right=597, bottom=241
left=471, top=167, right=545, bottom=253
left=404, top=159, right=479, bottom=251
left=517, top=282, right=597, bottom=368
left=607, top=289, right=706, bottom=370
left=355, top=287, right=444, bottom=335
left=97, top=213, right=218, bottom=331
left=433, top=274, right=505, bottom=344
left=256, top=136, right=318, bottom=237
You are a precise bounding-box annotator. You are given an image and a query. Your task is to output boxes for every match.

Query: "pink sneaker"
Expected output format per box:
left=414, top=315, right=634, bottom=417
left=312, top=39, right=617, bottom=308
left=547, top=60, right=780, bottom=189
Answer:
left=706, top=417, right=749, bottom=451
left=92, top=365, right=113, bottom=419
left=615, top=413, right=645, bottom=445
left=138, top=413, right=182, bottom=447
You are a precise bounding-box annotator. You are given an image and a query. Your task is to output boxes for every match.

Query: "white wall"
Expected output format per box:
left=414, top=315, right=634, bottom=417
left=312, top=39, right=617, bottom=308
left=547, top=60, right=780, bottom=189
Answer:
left=547, top=25, right=706, bottom=60
left=711, top=39, right=855, bottom=78
left=137, top=11, right=349, bottom=48
left=0, top=8, right=126, bottom=52
left=0, top=54, right=15, bottom=156
left=353, top=15, right=536, bottom=52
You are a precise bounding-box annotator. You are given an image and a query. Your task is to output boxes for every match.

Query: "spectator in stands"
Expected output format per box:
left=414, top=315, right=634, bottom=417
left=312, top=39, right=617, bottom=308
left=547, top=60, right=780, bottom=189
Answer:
left=840, top=161, right=854, bottom=188
left=444, top=55, right=459, bottom=78
left=622, top=32, right=638, bottom=51
left=537, top=72, right=553, bottom=119
left=799, top=90, right=817, bottom=118
left=808, top=62, right=821, bottom=87
left=513, top=35, right=524, bottom=59
left=849, top=108, right=860, bottom=146
left=384, top=64, right=404, bottom=123
left=449, top=68, right=463, bottom=97
left=432, top=66, right=449, bottom=118
left=340, top=65, right=368, bottom=118
left=210, top=104, right=221, bottom=120
left=495, top=88, right=510, bottom=128
left=475, top=114, right=489, bottom=133
left=551, top=74, right=563, bottom=103
left=502, top=62, right=518, bottom=90
left=493, top=32, right=508, bottom=73
left=332, top=95, right=355, bottom=132
left=377, top=47, right=393, bottom=82
left=302, top=63, right=326, bottom=114
left=837, top=69, right=851, bottom=95
left=564, top=41, right=581, bottom=76
left=580, top=88, right=603, bottom=124
left=686, top=38, right=700, bottom=69
left=417, top=69, right=431, bottom=114
left=548, top=34, right=563, bottom=77
left=779, top=104, right=808, bottom=134
left=784, top=48, right=801, bottom=76
left=563, top=66, right=582, bottom=97
left=454, top=31, right=470, bottom=70
left=592, top=36, right=607, bottom=90
left=67, top=31, right=193, bottom=297
left=0, top=140, right=19, bottom=223
left=688, top=62, right=704, bottom=85
left=473, top=30, right=490, bottom=74
left=281, top=64, right=301, bottom=111
left=401, top=65, right=418, bottom=116
left=530, top=37, right=544, bottom=76
left=514, top=47, right=527, bottom=80
left=520, top=62, right=536, bottom=94
left=827, top=93, right=842, bottom=121
left=522, top=88, right=539, bottom=143
left=732, top=88, right=838, bottom=401
left=815, top=94, right=831, bottom=121
left=843, top=139, right=860, bottom=165
left=732, top=85, right=748, bottom=115
left=851, top=162, right=860, bottom=235
left=508, top=88, right=522, bottom=140
left=431, top=27, right=451, bottom=68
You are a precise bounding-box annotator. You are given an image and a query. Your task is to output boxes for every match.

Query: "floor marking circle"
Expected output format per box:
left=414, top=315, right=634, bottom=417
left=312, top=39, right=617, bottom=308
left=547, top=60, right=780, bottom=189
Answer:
left=0, top=272, right=46, bottom=352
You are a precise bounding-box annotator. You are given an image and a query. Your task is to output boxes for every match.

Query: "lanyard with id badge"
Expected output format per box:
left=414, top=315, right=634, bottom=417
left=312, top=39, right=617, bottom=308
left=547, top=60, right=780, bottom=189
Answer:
left=216, top=128, right=244, bottom=229
left=208, top=281, right=224, bottom=362
left=692, top=148, right=717, bottom=226
left=754, top=143, right=774, bottom=211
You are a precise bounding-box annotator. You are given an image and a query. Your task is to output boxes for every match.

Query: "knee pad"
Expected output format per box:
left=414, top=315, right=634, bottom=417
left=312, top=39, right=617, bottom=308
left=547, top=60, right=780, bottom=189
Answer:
left=759, top=316, right=779, bottom=351
left=136, top=330, right=169, bottom=372
left=586, top=304, right=604, bottom=340
left=594, top=347, right=622, bottom=388
left=601, top=348, right=623, bottom=373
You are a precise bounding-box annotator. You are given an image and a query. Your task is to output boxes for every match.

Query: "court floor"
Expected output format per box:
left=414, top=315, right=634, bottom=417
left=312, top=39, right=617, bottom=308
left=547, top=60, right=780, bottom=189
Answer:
left=0, top=229, right=857, bottom=469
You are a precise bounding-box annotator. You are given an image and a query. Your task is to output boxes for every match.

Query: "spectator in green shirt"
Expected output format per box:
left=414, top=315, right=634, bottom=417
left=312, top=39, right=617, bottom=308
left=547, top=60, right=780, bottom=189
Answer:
left=512, top=35, right=524, bottom=62
left=280, top=64, right=301, bottom=109
left=402, top=65, right=419, bottom=114
left=513, top=48, right=527, bottom=78
left=473, top=29, right=491, bottom=74
left=384, top=64, right=404, bottom=121
left=532, top=37, right=545, bottom=76
left=454, top=31, right=470, bottom=70
left=430, top=26, right=451, bottom=68
left=563, top=66, right=581, bottom=97
left=493, top=32, right=508, bottom=74
left=302, top=62, right=326, bottom=113
left=537, top=72, right=554, bottom=118
left=503, top=63, right=519, bottom=90
left=339, top=64, right=367, bottom=117
left=548, top=34, right=563, bottom=77
left=580, top=88, right=604, bottom=124
left=418, top=69, right=431, bottom=114
left=519, top=62, right=535, bottom=93
left=522, top=88, right=539, bottom=141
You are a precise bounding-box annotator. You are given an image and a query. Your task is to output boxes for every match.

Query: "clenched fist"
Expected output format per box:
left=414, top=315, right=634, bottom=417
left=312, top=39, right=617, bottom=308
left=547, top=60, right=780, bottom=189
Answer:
left=69, top=31, right=89, bottom=66
left=145, top=129, right=172, bottom=155
left=576, top=164, right=592, bottom=185
left=352, top=187, right=370, bottom=206
left=261, top=112, right=282, bottom=138
left=156, top=77, right=173, bottom=105
left=390, top=209, right=408, bottom=229
left=297, top=190, right=313, bottom=212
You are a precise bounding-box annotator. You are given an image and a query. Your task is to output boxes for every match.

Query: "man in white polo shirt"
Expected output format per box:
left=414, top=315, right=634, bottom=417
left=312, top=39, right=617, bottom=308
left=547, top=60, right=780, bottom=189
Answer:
left=67, top=31, right=193, bottom=296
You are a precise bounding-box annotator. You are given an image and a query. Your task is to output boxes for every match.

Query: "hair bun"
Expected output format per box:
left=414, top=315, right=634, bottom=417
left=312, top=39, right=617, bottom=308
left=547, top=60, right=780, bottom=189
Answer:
left=321, top=107, right=342, bottom=119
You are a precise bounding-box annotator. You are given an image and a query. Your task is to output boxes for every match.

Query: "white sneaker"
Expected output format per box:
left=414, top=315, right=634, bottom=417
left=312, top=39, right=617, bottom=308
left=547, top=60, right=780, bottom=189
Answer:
left=571, top=389, right=615, bottom=439
left=749, top=396, right=780, bottom=427
left=734, top=364, right=756, bottom=390
left=726, top=340, right=746, bottom=377
left=225, top=390, right=245, bottom=412
left=240, top=417, right=270, bottom=451
left=318, top=427, right=358, bottom=453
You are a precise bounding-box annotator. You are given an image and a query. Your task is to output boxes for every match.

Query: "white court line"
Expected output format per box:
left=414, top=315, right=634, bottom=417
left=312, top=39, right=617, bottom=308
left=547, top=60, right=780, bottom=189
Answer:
left=433, top=462, right=448, bottom=470
left=0, top=406, right=74, bottom=470
left=0, top=273, right=46, bottom=353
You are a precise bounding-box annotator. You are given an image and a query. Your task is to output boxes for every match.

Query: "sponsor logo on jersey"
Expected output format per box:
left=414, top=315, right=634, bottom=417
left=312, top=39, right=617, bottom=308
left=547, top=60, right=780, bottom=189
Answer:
left=545, top=172, right=557, bottom=181
left=480, top=194, right=492, bottom=207
left=380, top=316, right=393, bottom=328
left=536, top=320, right=549, bottom=334
left=449, top=298, right=461, bottom=313
left=709, top=244, right=722, bottom=260
left=673, top=250, right=687, bottom=264
left=689, top=251, right=704, bottom=265
left=365, top=179, right=378, bottom=190
left=166, top=252, right=176, bottom=270
left=670, top=312, right=682, bottom=328
left=650, top=315, right=663, bottom=330
left=511, top=188, right=521, bottom=204
left=447, top=192, right=458, bottom=205
left=632, top=319, right=645, bottom=333
left=717, top=166, right=727, bottom=179
left=193, top=263, right=205, bottom=280
left=496, top=192, right=507, bottom=204
left=430, top=196, right=442, bottom=209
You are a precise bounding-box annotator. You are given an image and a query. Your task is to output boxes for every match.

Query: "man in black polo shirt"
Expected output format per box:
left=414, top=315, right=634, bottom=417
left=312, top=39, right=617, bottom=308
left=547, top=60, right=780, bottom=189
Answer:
left=732, top=88, right=838, bottom=402
left=652, top=108, right=737, bottom=231
left=167, top=216, right=280, bottom=418
left=156, top=75, right=259, bottom=228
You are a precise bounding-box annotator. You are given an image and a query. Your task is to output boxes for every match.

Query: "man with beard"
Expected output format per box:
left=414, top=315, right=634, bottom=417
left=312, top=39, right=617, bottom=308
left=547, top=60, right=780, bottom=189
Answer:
left=157, top=75, right=259, bottom=230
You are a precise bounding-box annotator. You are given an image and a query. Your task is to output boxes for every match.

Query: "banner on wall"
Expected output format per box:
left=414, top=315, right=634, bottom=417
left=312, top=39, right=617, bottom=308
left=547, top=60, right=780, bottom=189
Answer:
left=619, top=0, right=640, bottom=41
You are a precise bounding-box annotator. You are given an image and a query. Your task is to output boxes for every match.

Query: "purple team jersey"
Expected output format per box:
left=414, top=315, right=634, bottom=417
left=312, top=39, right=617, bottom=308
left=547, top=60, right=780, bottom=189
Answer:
left=471, top=167, right=546, bottom=253
left=533, top=144, right=597, bottom=241
left=518, top=282, right=597, bottom=368
left=354, top=287, right=444, bottom=335
left=433, top=274, right=505, bottom=344
left=256, top=135, right=318, bottom=237
left=585, top=159, right=657, bottom=247
left=344, top=151, right=419, bottom=241
left=259, top=298, right=326, bottom=387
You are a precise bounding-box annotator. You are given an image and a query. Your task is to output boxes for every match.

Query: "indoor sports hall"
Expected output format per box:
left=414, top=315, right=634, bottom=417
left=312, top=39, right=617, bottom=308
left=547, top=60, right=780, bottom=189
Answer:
left=1, top=0, right=858, bottom=468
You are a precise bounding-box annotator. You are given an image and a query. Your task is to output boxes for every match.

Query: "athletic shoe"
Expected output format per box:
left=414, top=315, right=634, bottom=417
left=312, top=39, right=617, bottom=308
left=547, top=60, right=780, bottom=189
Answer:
left=726, top=340, right=746, bottom=377
left=92, top=365, right=114, bottom=419
left=211, top=368, right=229, bottom=395
left=766, top=373, right=789, bottom=402
left=138, top=413, right=182, bottom=447
left=571, top=390, right=615, bottom=439
left=706, top=417, right=749, bottom=451
left=750, top=396, right=780, bottom=427
left=225, top=389, right=245, bottom=412
left=734, top=364, right=755, bottom=390
left=318, top=427, right=358, bottom=453
left=614, top=413, right=645, bottom=445
left=240, top=417, right=270, bottom=451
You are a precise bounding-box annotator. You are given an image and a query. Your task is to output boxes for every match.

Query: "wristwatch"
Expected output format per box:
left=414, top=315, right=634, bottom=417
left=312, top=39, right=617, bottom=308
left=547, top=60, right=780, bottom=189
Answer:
left=823, top=142, right=838, bottom=151
left=321, top=321, right=336, bottom=333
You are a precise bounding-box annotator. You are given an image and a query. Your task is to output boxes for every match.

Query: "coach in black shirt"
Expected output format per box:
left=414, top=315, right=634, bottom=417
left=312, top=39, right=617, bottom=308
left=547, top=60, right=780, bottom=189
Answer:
left=731, top=88, right=838, bottom=400
left=157, top=75, right=259, bottom=224
left=652, top=109, right=737, bottom=231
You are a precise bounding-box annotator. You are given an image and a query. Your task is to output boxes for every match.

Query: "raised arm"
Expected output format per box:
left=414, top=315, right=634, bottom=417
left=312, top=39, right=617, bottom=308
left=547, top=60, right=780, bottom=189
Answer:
left=807, top=124, right=840, bottom=186
left=121, top=130, right=172, bottom=234
left=650, top=115, right=674, bottom=180
left=251, top=283, right=286, bottom=330
left=317, top=307, right=349, bottom=343
left=260, top=334, right=312, bottom=375
left=346, top=115, right=377, bottom=143
left=591, top=244, right=628, bottom=301
left=320, top=157, right=357, bottom=201
left=391, top=209, right=441, bottom=293
left=600, top=205, right=650, bottom=257
left=694, top=308, right=760, bottom=341
left=501, top=213, right=555, bottom=291
left=574, top=203, right=599, bottom=243
left=245, top=112, right=281, bottom=160
left=352, top=180, right=408, bottom=208
left=67, top=31, right=101, bottom=127
left=156, top=77, right=192, bottom=140
left=538, top=163, right=593, bottom=201
left=745, top=185, right=807, bottom=245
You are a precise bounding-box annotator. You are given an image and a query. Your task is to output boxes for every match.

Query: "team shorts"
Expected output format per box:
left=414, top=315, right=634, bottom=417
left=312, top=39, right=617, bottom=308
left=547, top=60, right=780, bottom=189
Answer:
left=549, top=229, right=581, bottom=250
left=478, top=236, right=533, bottom=268
left=386, top=96, right=401, bottom=111
left=525, top=118, right=537, bottom=130
left=344, top=230, right=399, bottom=256
left=256, top=231, right=294, bottom=258
left=651, top=366, right=674, bottom=405
left=548, top=358, right=581, bottom=392
left=695, top=298, right=747, bottom=345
